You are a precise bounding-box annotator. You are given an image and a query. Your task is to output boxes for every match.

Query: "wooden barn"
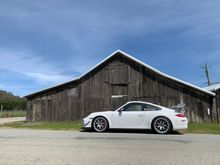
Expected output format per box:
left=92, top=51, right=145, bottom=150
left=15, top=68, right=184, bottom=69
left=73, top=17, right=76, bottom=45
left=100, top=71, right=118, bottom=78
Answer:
left=216, top=89, right=220, bottom=122
left=25, top=50, right=216, bottom=123
left=204, top=83, right=220, bottom=123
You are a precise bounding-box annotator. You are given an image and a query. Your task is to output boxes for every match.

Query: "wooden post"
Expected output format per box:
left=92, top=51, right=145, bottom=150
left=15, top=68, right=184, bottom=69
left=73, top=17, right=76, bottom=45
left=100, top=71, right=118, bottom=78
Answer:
left=0, top=105, right=3, bottom=113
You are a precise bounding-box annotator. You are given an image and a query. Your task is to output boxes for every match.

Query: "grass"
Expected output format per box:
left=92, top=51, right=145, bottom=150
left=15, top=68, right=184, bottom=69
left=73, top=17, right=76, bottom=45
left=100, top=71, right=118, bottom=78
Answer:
left=0, top=110, right=26, bottom=118
left=183, top=123, right=220, bottom=134
left=0, top=121, right=220, bottom=134
left=0, top=121, right=81, bottom=131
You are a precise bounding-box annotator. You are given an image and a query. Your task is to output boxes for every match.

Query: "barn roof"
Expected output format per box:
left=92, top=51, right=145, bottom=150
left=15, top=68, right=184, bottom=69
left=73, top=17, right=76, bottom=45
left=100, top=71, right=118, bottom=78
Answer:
left=203, top=82, right=220, bottom=92
left=25, top=50, right=215, bottom=98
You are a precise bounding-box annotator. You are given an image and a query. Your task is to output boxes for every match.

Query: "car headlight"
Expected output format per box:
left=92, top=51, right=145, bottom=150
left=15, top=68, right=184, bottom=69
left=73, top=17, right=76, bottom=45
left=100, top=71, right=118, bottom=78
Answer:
left=81, top=118, right=91, bottom=127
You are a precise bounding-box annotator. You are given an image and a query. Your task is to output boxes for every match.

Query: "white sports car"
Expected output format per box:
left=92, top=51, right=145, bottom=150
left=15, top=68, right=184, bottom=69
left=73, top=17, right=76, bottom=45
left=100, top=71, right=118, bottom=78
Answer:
left=81, top=101, right=188, bottom=134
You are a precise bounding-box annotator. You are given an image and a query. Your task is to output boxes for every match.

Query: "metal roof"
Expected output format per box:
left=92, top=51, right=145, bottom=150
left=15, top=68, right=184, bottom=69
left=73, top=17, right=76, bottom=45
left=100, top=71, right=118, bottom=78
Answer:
left=203, top=83, right=220, bottom=92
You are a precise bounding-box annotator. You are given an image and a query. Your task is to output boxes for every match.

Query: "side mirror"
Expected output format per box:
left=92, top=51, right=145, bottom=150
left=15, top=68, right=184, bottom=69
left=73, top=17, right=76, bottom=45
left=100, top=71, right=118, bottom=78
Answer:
left=118, top=108, right=123, bottom=112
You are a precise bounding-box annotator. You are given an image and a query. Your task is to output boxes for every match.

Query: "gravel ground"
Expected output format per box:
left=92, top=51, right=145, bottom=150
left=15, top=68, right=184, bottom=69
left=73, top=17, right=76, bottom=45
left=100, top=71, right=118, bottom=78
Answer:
left=0, top=117, right=26, bottom=125
left=0, top=129, right=219, bottom=165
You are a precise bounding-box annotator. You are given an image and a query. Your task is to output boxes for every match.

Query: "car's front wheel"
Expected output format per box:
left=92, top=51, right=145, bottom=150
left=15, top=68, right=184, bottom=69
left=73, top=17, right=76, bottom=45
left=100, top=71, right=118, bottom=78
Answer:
left=92, top=116, right=108, bottom=132
left=152, top=117, right=171, bottom=134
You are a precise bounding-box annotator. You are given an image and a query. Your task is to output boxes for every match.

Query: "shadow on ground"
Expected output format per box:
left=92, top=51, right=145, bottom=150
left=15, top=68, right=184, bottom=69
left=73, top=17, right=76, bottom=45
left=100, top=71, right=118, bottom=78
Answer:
left=81, top=129, right=183, bottom=135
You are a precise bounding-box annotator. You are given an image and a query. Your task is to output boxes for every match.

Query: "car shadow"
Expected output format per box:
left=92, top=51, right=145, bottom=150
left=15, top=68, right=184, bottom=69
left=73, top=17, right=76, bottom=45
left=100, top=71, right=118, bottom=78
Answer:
left=80, top=129, right=183, bottom=135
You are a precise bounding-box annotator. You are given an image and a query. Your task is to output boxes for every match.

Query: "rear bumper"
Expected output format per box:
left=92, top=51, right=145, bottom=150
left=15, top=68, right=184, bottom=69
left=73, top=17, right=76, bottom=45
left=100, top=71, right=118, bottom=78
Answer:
left=172, top=118, right=188, bottom=130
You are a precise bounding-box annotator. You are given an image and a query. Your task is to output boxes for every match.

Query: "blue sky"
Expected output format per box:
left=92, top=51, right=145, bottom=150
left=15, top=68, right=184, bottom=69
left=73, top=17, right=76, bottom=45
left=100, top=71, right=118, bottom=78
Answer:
left=0, top=0, right=220, bottom=96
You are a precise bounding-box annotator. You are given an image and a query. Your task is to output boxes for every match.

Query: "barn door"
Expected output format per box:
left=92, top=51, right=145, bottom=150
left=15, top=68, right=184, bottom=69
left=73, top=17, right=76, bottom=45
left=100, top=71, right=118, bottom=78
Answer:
left=32, top=100, right=42, bottom=121
left=111, top=84, right=128, bottom=110
left=107, top=62, right=129, bottom=110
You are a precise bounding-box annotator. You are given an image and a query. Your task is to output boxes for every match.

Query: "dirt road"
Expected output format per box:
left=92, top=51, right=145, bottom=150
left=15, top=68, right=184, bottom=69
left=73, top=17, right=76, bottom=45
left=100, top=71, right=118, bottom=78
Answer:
left=0, top=117, right=25, bottom=125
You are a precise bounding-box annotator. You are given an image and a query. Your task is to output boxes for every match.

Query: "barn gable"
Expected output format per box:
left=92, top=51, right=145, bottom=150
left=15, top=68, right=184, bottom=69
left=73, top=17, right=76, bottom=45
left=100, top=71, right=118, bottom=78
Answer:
left=25, top=50, right=214, bottom=98
left=25, top=50, right=216, bottom=122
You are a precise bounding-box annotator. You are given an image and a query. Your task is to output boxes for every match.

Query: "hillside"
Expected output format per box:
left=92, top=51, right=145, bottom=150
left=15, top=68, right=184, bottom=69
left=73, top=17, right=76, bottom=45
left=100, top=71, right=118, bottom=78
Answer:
left=0, top=90, right=26, bottom=110
left=0, top=90, right=22, bottom=101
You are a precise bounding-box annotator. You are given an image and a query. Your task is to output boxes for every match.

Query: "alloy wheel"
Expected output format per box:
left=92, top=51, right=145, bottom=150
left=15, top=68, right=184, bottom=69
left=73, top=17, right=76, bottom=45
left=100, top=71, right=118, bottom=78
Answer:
left=153, top=117, right=170, bottom=134
left=93, top=117, right=108, bottom=132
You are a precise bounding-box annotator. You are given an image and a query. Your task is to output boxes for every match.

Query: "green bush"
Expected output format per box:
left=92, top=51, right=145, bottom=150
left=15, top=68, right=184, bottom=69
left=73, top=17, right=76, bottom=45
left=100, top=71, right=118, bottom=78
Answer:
left=0, top=110, right=26, bottom=118
left=0, top=100, right=27, bottom=111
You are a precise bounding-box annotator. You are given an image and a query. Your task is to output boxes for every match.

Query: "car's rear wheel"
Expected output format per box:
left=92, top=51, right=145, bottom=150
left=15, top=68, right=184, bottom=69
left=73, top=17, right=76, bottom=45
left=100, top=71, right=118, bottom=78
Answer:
left=92, top=116, right=108, bottom=132
left=152, top=117, right=171, bottom=134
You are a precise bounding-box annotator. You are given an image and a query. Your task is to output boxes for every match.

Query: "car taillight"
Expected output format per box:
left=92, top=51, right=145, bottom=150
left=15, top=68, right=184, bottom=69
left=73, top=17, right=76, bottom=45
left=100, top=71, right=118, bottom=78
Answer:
left=175, top=113, right=185, bottom=117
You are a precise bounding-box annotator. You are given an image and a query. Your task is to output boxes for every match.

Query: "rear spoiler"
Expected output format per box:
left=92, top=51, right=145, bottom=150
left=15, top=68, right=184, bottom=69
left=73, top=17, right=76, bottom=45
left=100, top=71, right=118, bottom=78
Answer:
left=170, top=103, right=186, bottom=113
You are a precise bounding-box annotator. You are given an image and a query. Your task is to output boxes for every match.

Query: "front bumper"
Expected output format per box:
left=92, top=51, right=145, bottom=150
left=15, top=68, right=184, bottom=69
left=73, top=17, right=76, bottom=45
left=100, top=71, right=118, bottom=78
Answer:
left=81, top=117, right=92, bottom=129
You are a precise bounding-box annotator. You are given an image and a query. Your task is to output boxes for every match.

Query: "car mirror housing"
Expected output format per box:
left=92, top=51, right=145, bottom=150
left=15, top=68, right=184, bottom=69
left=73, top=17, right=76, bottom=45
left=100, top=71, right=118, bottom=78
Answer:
left=118, top=108, right=123, bottom=112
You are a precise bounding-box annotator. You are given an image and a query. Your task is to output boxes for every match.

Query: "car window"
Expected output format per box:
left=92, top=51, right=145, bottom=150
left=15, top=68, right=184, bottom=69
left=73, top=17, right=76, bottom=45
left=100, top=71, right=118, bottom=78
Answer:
left=123, top=103, right=143, bottom=111
left=143, top=104, right=161, bottom=111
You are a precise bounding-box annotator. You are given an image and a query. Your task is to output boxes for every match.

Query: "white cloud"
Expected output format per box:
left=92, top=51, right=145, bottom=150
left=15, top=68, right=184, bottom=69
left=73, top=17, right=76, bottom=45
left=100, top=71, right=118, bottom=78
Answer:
left=0, top=0, right=220, bottom=95
left=26, top=72, right=72, bottom=84
left=1, top=1, right=220, bottom=55
left=1, top=1, right=220, bottom=42
left=0, top=47, right=73, bottom=84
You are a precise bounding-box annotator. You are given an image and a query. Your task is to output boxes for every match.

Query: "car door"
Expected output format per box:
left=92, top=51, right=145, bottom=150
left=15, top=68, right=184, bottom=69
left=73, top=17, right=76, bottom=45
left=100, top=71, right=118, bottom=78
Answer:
left=111, top=103, right=146, bottom=129
left=142, top=103, right=163, bottom=128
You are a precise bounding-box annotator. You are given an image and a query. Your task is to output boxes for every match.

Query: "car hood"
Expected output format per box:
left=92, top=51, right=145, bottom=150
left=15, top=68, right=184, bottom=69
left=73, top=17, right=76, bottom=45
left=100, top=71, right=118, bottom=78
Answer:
left=87, top=111, right=112, bottom=118
left=86, top=111, right=113, bottom=118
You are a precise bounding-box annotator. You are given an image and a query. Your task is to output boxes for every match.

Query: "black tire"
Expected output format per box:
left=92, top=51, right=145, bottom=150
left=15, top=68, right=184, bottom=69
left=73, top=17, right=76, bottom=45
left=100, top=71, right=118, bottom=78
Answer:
left=152, top=117, right=172, bottom=134
left=92, top=116, right=109, bottom=132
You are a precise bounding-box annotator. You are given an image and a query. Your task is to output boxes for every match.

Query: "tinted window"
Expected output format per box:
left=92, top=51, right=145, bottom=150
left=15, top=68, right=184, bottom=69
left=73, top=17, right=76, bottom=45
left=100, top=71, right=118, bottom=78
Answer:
left=143, top=104, right=161, bottom=111
left=123, top=103, right=143, bottom=111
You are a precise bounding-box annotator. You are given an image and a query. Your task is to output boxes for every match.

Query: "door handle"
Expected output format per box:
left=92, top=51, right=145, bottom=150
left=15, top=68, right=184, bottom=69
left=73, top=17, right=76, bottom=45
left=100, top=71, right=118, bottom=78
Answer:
left=138, top=114, right=144, bottom=117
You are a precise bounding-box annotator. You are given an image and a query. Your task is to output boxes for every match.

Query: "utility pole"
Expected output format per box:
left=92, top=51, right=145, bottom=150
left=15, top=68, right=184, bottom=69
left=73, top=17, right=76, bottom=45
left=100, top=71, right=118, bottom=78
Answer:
left=202, top=64, right=211, bottom=86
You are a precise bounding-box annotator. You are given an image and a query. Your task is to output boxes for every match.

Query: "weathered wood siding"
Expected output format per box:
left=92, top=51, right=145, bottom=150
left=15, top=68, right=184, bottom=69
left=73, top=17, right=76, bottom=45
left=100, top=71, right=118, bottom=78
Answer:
left=26, top=53, right=215, bottom=122
left=215, top=89, right=220, bottom=122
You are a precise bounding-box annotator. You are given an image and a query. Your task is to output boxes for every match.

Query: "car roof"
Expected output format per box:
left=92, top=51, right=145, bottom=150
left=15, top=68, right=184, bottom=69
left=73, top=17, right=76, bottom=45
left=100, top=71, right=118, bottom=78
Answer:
left=125, top=101, right=163, bottom=107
